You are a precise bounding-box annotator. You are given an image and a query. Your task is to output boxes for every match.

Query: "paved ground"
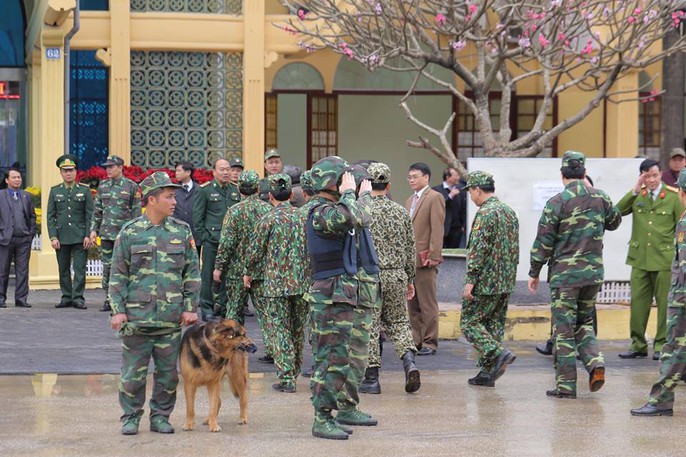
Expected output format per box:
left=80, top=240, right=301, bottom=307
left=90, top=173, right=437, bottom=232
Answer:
left=1, top=289, right=684, bottom=456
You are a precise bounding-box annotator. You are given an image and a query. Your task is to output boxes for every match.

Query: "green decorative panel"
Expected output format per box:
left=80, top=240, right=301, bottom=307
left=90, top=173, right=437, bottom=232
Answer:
left=130, top=51, right=243, bottom=168
left=130, top=0, right=242, bottom=14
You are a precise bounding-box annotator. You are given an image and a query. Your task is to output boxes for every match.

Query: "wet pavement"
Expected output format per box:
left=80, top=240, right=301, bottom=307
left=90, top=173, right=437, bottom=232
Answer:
left=1, top=289, right=685, bottom=456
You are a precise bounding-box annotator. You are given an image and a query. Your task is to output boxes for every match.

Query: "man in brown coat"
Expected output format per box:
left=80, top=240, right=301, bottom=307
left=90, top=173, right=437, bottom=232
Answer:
left=405, top=163, right=445, bottom=355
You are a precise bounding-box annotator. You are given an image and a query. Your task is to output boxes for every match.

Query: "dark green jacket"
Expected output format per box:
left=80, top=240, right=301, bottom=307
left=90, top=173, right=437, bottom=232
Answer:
left=192, top=180, right=240, bottom=245
left=47, top=182, right=94, bottom=245
left=90, top=177, right=142, bottom=241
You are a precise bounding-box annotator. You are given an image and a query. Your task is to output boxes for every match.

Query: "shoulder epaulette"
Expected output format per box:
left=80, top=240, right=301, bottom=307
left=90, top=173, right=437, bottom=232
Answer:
left=200, top=181, right=211, bottom=187
left=77, top=182, right=90, bottom=188
left=665, top=185, right=679, bottom=193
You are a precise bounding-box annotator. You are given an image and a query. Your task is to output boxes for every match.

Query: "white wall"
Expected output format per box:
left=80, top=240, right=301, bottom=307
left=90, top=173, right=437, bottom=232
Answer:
left=467, top=158, right=643, bottom=281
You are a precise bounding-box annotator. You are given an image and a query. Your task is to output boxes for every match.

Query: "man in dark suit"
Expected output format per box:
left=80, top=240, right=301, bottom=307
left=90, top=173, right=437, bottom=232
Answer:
left=0, top=168, right=36, bottom=308
left=432, top=167, right=463, bottom=249
left=173, top=161, right=200, bottom=256
left=405, top=163, right=445, bottom=355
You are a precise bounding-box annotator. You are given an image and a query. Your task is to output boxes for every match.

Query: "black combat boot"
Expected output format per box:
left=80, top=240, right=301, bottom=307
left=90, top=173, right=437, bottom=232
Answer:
left=359, top=367, right=381, bottom=394
left=402, top=351, right=421, bottom=393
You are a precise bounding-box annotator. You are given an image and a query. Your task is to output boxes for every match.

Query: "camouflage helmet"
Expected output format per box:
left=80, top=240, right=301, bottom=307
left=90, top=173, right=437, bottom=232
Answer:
left=347, top=164, right=372, bottom=187
left=310, top=156, right=349, bottom=192
left=238, top=170, right=260, bottom=193
left=301, top=170, right=314, bottom=194
left=677, top=169, right=686, bottom=190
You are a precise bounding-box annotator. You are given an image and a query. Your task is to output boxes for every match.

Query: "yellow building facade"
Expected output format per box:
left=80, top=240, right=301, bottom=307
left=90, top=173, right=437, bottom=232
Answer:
left=6, top=0, right=663, bottom=288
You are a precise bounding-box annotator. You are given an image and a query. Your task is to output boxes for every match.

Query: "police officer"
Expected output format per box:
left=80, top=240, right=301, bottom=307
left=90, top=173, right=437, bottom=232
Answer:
left=47, top=155, right=94, bottom=309
left=109, top=172, right=200, bottom=435
left=90, top=155, right=142, bottom=312
left=193, top=157, right=241, bottom=320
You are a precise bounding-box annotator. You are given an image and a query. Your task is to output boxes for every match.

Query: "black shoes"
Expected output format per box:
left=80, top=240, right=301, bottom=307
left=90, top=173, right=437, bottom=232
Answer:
left=359, top=367, right=381, bottom=394
left=416, top=347, right=436, bottom=356
left=536, top=340, right=553, bottom=356
left=653, top=352, right=661, bottom=361
left=491, top=349, right=516, bottom=382
left=546, top=388, right=577, bottom=399
left=258, top=355, right=274, bottom=364
left=630, top=403, right=674, bottom=416
left=272, top=382, right=296, bottom=393
left=402, top=351, right=421, bottom=393
left=100, top=302, right=112, bottom=312
left=55, top=302, right=71, bottom=308
left=73, top=303, right=87, bottom=310
left=618, top=350, right=648, bottom=359
left=468, top=371, right=495, bottom=387
left=15, top=302, right=31, bottom=308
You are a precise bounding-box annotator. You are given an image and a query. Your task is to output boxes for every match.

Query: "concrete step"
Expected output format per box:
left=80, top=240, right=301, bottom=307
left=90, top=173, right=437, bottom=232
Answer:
left=438, top=302, right=649, bottom=341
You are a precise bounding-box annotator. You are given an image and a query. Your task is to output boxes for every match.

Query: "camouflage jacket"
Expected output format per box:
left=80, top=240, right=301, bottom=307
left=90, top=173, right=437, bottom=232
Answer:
left=245, top=202, right=309, bottom=297
left=669, top=212, right=686, bottom=307
left=529, top=180, right=622, bottom=288
left=305, top=191, right=364, bottom=306
left=369, top=195, right=416, bottom=283
left=214, top=194, right=271, bottom=279
left=90, top=177, right=142, bottom=240
left=109, top=215, right=200, bottom=328
left=466, top=196, right=519, bottom=295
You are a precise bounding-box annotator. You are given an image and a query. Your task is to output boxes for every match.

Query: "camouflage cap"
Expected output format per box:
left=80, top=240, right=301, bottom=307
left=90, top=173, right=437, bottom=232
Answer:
left=561, top=150, right=586, bottom=167
left=140, top=171, right=180, bottom=199
left=301, top=170, right=314, bottom=194
left=56, top=154, right=78, bottom=169
left=268, top=173, right=292, bottom=194
left=311, top=156, right=349, bottom=192
left=265, top=148, right=281, bottom=160
left=102, top=155, right=124, bottom=167
left=229, top=157, right=244, bottom=169
left=463, top=170, right=495, bottom=189
left=677, top=169, right=686, bottom=190
left=238, top=170, right=260, bottom=192
left=368, top=162, right=391, bottom=184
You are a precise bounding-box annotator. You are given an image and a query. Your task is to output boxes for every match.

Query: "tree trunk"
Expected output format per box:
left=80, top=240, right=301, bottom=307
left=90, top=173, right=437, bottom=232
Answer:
left=660, top=29, right=685, bottom=167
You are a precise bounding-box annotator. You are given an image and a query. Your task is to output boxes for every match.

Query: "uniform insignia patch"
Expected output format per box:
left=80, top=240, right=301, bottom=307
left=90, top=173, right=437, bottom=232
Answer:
left=170, top=239, right=182, bottom=244
left=679, top=232, right=684, bottom=244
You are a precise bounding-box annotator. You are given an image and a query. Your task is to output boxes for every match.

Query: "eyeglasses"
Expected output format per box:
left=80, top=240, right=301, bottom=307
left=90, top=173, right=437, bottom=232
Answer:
left=407, top=173, right=425, bottom=181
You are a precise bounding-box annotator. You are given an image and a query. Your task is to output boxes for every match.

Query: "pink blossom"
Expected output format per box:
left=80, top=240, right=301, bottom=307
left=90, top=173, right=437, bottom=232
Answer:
left=469, top=4, right=477, bottom=13
left=451, top=40, right=467, bottom=51
left=375, top=3, right=382, bottom=14
left=435, top=13, right=447, bottom=25
left=518, top=37, right=531, bottom=49
left=297, top=9, right=307, bottom=19
left=538, top=34, right=550, bottom=48
left=581, top=39, right=593, bottom=55
left=284, top=25, right=297, bottom=35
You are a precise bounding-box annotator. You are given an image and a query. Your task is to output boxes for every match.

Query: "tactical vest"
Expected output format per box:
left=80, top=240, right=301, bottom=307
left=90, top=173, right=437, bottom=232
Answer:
left=357, top=227, right=380, bottom=274
left=307, top=208, right=357, bottom=280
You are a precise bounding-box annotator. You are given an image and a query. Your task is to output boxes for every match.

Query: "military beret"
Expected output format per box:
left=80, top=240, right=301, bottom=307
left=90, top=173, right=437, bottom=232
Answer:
left=268, top=173, right=292, bottom=194
left=561, top=150, right=586, bottom=168
left=677, top=169, right=686, bottom=190
left=265, top=148, right=281, bottom=160
left=368, top=162, right=391, bottom=184
left=140, top=172, right=180, bottom=199
left=56, top=154, right=78, bottom=169
left=102, top=155, right=124, bottom=167
left=238, top=170, right=260, bottom=191
left=229, top=157, right=244, bottom=169
left=463, top=170, right=494, bottom=189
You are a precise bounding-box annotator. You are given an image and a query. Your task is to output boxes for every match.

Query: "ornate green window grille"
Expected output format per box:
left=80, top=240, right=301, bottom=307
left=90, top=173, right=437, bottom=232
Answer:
left=130, top=0, right=242, bottom=14
left=130, top=51, right=243, bottom=168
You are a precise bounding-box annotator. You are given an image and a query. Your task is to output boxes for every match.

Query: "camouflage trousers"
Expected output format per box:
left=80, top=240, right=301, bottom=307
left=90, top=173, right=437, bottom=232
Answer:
left=224, top=279, right=274, bottom=357
left=648, top=306, right=686, bottom=409
left=310, top=301, right=354, bottom=412
left=118, top=331, right=181, bottom=421
left=263, top=295, right=308, bottom=387
left=100, top=240, right=115, bottom=295
left=551, top=286, right=604, bottom=394
left=460, top=293, right=510, bottom=370
left=368, top=277, right=417, bottom=368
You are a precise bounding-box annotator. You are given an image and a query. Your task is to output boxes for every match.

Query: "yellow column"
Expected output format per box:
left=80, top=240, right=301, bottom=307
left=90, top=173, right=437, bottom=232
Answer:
left=30, top=26, right=71, bottom=287
left=27, top=50, right=42, bottom=188
left=243, top=0, right=266, bottom=173
left=108, top=0, right=131, bottom=162
left=605, top=72, right=639, bottom=158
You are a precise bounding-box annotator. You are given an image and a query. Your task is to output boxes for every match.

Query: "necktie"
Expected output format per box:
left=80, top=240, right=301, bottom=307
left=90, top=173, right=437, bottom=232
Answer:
left=651, top=191, right=657, bottom=201
left=410, top=193, right=419, bottom=217
left=184, top=184, right=190, bottom=193
left=12, top=191, right=17, bottom=201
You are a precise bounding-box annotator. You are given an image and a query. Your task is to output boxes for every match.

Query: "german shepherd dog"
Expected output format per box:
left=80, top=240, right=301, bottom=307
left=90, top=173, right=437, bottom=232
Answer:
left=179, top=319, right=257, bottom=432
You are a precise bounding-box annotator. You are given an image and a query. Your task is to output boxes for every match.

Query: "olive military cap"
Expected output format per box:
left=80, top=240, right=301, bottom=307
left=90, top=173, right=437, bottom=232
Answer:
left=229, top=157, right=244, bottom=169
left=463, top=170, right=495, bottom=189
left=561, top=150, right=586, bottom=167
left=56, top=154, right=78, bottom=169
left=140, top=172, right=180, bottom=199
left=264, top=148, right=281, bottom=160
left=102, top=155, right=124, bottom=167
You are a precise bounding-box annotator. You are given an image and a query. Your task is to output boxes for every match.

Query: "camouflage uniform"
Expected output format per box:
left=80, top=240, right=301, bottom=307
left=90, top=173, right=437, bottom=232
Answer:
left=461, top=172, right=519, bottom=372
left=529, top=152, right=621, bottom=395
left=110, top=173, right=200, bottom=427
left=91, top=162, right=141, bottom=307
left=214, top=171, right=271, bottom=325
left=367, top=193, right=417, bottom=368
left=245, top=174, right=309, bottom=389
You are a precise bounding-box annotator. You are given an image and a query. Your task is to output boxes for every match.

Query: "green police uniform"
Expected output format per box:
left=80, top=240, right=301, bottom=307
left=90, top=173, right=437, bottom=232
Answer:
left=617, top=181, right=684, bottom=354
left=193, top=178, right=240, bottom=319
left=47, top=155, right=94, bottom=309
left=110, top=172, right=200, bottom=434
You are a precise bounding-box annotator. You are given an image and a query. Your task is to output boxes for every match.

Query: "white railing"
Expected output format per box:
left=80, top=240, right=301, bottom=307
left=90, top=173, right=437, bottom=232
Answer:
left=596, top=281, right=631, bottom=304
left=86, top=260, right=103, bottom=277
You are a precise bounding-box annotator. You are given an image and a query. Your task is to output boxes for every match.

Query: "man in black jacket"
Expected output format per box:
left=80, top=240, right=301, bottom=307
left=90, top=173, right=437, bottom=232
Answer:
left=173, top=162, right=200, bottom=256
left=432, top=167, right=464, bottom=249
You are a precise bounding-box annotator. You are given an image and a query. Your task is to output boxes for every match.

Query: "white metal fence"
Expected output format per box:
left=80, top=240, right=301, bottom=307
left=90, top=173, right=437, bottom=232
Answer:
left=33, top=235, right=104, bottom=277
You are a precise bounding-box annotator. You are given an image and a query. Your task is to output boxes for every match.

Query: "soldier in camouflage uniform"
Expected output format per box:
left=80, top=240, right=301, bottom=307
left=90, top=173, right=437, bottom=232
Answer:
left=244, top=174, right=309, bottom=393
left=306, top=156, right=373, bottom=440
left=109, top=172, right=200, bottom=435
left=529, top=151, right=621, bottom=399
left=193, top=157, right=241, bottom=320
left=359, top=162, right=420, bottom=395
left=90, top=155, right=142, bottom=313
left=461, top=171, right=519, bottom=387
left=632, top=169, right=686, bottom=417
left=213, top=170, right=271, bottom=325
